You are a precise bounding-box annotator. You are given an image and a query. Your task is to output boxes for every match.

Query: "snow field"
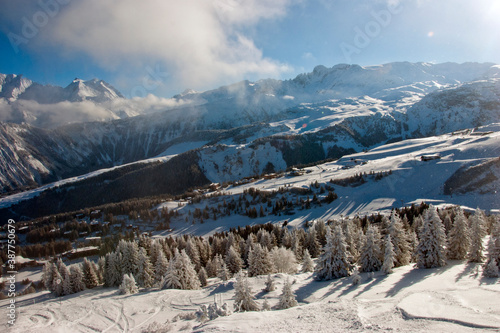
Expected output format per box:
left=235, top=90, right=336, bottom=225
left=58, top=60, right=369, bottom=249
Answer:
left=2, top=261, right=498, bottom=332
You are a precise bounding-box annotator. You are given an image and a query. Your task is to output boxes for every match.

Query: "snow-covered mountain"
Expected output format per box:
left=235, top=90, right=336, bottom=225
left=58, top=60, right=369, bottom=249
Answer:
left=0, top=62, right=499, bottom=203
left=0, top=74, right=123, bottom=103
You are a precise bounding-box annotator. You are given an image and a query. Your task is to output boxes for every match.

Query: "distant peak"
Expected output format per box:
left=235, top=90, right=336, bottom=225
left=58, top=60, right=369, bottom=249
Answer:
left=312, top=65, right=328, bottom=75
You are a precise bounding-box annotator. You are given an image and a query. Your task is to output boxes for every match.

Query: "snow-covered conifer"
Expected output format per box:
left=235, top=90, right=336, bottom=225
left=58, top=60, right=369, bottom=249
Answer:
left=119, top=273, right=139, bottom=295
left=408, top=229, right=419, bottom=263
left=136, top=247, right=154, bottom=288
left=306, top=227, right=321, bottom=257
left=264, top=274, right=276, bottom=292
left=186, top=238, right=201, bottom=271
left=205, top=258, right=217, bottom=278
left=233, top=271, right=260, bottom=312
left=248, top=243, right=274, bottom=277
left=82, top=258, right=99, bottom=289
left=56, top=258, right=69, bottom=277
left=104, top=252, right=121, bottom=287
left=270, top=247, right=297, bottom=274
left=468, top=211, right=486, bottom=263
left=483, top=257, right=499, bottom=278
left=483, top=221, right=500, bottom=278
left=96, top=256, right=106, bottom=284
left=61, top=269, right=73, bottom=296
left=52, top=270, right=64, bottom=296
left=217, top=262, right=231, bottom=281
left=277, top=278, right=298, bottom=310
left=388, top=210, right=411, bottom=267
left=382, top=235, right=396, bottom=274
left=416, top=205, right=448, bottom=269
left=360, top=224, right=382, bottom=273
left=198, top=267, right=208, bottom=287
left=291, top=230, right=303, bottom=261
left=163, top=249, right=200, bottom=290
left=119, top=240, right=140, bottom=277
left=447, top=208, right=470, bottom=260
left=301, top=249, right=314, bottom=273
left=344, top=219, right=359, bottom=261
left=154, top=251, right=169, bottom=285
left=42, top=262, right=56, bottom=290
left=314, top=225, right=352, bottom=280
left=281, top=228, right=293, bottom=248
left=149, top=240, right=163, bottom=266
left=70, top=264, right=86, bottom=293
left=225, top=245, right=243, bottom=275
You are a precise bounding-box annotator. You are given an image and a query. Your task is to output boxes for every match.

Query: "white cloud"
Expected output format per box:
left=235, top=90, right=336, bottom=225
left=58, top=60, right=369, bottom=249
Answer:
left=38, top=0, right=294, bottom=94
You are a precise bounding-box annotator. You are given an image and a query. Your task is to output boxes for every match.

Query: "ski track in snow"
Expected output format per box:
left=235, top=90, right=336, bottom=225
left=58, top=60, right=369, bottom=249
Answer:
left=2, top=262, right=499, bottom=332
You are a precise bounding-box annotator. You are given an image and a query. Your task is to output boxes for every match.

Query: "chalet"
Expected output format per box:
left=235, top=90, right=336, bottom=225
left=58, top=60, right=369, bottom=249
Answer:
left=209, top=183, right=221, bottom=191
left=420, top=154, right=441, bottom=161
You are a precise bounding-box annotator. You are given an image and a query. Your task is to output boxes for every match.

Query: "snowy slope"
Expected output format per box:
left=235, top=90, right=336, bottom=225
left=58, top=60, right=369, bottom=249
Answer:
left=1, top=260, right=498, bottom=332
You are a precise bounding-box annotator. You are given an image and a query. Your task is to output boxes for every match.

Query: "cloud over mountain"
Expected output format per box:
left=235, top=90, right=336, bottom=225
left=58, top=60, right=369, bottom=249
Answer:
left=31, top=0, right=294, bottom=94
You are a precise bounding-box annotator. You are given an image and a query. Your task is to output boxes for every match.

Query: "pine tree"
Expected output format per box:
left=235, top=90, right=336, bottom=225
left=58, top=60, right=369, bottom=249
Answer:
left=198, top=267, right=208, bottom=287
left=136, top=247, right=154, bottom=288
left=248, top=243, right=274, bottom=277
left=382, top=235, right=396, bottom=274
left=149, top=240, right=163, bottom=267
left=62, top=269, right=73, bottom=296
left=186, top=238, right=201, bottom=271
left=314, top=225, right=352, bottom=280
left=359, top=224, right=382, bottom=273
left=163, top=249, right=200, bottom=290
left=388, top=210, right=411, bottom=267
left=233, top=271, right=260, bottom=312
left=117, top=240, right=140, bottom=277
left=119, top=273, right=139, bottom=295
left=291, top=231, right=303, bottom=261
left=468, top=211, right=486, bottom=263
left=408, top=229, right=419, bottom=263
left=154, top=251, right=169, bottom=285
left=82, top=258, right=99, bottom=289
left=343, top=219, right=359, bottom=261
left=306, top=227, right=321, bottom=257
left=42, top=262, right=56, bottom=290
left=270, top=247, right=297, bottom=274
left=264, top=274, right=276, bottom=292
left=277, top=278, right=298, bottom=310
left=97, top=256, right=106, bottom=284
left=104, top=252, right=121, bottom=287
left=416, top=205, right=448, bottom=269
left=447, top=208, right=470, bottom=260
left=301, top=249, right=314, bottom=273
left=56, top=258, right=69, bottom=278
left=70, top=265, right=86, bottom=293
left=225, top=246, right=243, bottom=275
left=217, top=262, right=231, bottom=282
left=52, top=270, right=64, bottom=296
left=483, top=220, right=500, bottom=278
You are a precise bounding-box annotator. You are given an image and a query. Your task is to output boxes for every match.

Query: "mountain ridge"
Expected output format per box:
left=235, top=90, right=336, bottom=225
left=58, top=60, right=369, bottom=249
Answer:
left=0, top=62, right=499, bottom=204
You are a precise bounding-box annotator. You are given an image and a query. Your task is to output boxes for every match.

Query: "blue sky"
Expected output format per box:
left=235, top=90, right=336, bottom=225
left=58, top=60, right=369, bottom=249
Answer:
left=1, top=0, right=499, bottom=98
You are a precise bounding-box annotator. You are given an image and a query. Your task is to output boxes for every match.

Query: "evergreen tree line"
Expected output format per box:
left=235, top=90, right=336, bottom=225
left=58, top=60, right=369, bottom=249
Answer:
left=41, top=204, right=499, bottom=299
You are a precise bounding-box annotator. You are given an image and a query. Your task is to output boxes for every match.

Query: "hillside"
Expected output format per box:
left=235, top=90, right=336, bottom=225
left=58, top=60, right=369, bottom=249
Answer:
left=1, top=254, right=498, bottom=332
left=0, top=62, right=499, bottom=198
left=2, top=122, right=499, bottom=221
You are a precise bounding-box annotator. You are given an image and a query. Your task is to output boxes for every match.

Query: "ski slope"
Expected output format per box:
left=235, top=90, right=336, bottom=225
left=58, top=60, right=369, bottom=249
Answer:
left=154, top=123, right=500, bottom=238
left=1, top=261, right=498, bottom=332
